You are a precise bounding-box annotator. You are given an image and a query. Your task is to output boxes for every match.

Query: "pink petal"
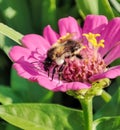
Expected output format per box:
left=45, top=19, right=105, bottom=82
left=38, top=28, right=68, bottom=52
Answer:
left=104, top=41, right=120, bottom=65
left=90, top=65, right=120, bottom=81
left=9, top=46, right=31, bottom=62
left=37, top=76, right=61, bottom=91
left=21, top=34, right=50, bottom=53
left=37, top=76, right=90, bottom=92
left=43, top=25, right=60, bottom=45
left=13, top=58, right=39, bottom=80
left=53, top=82, right=91, bottom=92
left=83, top=15, right=108, bottom=34
left=99, top=18, right=120, bottom=57
left=58, top=16, right=82, bottom=39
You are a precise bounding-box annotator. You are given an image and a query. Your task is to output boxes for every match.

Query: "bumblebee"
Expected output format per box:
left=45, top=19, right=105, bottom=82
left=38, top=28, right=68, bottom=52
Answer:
left=44, top=39, right=83, bottom=79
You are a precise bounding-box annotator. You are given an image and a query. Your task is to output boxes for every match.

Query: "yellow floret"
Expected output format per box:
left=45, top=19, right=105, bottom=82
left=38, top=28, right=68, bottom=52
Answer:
left=83, top=32, right=104, bottom=48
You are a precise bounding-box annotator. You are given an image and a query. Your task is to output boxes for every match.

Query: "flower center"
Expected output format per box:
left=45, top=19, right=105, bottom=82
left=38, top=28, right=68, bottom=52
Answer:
left=44, top=32, right=107, bottom=83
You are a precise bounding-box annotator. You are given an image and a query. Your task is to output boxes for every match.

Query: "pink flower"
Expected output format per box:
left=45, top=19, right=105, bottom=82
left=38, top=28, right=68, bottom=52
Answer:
left=9, top=15, right=120, bottom=92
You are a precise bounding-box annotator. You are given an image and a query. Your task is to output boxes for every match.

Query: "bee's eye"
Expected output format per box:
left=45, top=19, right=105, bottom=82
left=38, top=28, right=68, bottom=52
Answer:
left=48, top=60, right=52, bottom=64
left=44, top=57, right=52, bottom=64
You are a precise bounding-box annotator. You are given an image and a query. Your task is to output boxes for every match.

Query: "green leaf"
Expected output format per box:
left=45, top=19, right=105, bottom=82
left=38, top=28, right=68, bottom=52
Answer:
left=0, top=93, right=12, bottom=105
left=0, top=0, right=34, bottom=34
left=0, top=85, right=22, bottom=104
left=0, top=121, right=6, bottom=130
left=93, top=116, right=120, bottom=130
left=75, top=0, right=114, bottom=19
left=0, top=23, right=23, bottom=45
left=111, top=59, right=120, bottom=71
left=0, top=23, right=23, bottom=55
left=109, top=0, right=120, bottom=14
left=56, top=1, right=79, bottom=19
left=94, top=87, right=120, bottom=119
left=30, top=0, right=57, bottom=33
left=11, top=68, right=53, bottom=103
left=0, top=103, right=84, bottom=130
left=6, top=124, right=21, bottom=130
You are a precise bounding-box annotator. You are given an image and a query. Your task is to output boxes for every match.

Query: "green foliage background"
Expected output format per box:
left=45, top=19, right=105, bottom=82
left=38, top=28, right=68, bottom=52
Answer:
left=0, top=0, right=120, bottom=129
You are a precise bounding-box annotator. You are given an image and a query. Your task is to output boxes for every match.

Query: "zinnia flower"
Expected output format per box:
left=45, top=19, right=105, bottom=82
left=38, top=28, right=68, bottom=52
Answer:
left=9, top=15, right=120, bottom=92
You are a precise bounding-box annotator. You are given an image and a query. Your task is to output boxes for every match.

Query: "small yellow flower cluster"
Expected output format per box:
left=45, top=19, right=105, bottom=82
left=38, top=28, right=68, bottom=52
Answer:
left=83, top=32, right=104, bottom=48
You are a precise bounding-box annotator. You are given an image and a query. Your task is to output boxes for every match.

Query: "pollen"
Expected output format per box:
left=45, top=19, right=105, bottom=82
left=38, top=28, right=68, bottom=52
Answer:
left=57, top=33, right=74, bottom=43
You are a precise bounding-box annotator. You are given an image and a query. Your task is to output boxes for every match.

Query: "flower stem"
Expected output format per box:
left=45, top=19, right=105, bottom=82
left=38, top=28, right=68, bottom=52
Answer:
left=101, top=90, right=112, bottom=103
left=79, top=97, right=93, bottom=130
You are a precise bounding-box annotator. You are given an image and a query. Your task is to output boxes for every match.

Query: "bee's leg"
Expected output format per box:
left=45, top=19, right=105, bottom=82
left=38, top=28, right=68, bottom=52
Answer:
left=51, top=65, right=58, bottom=80
left=44, top=68, right=50, bottom=78
left=48, top=70, right=50, bottom=77
left=76, top=54, right=82, bottom=59
left=58, top=62, right=66, bottom=80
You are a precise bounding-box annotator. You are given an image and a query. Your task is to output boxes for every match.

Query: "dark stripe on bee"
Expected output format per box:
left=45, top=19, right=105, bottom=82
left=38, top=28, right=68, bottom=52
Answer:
left=47, top=40, right=81, bottom=59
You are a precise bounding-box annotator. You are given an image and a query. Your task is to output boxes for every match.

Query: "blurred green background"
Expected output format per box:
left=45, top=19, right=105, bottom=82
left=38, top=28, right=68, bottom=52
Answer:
left=0, top=0, right=120, bottom=129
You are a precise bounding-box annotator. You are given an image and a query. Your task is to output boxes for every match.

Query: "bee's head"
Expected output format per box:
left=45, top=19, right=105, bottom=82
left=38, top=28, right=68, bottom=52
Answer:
left=43, top=57, right=53, bottom=71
